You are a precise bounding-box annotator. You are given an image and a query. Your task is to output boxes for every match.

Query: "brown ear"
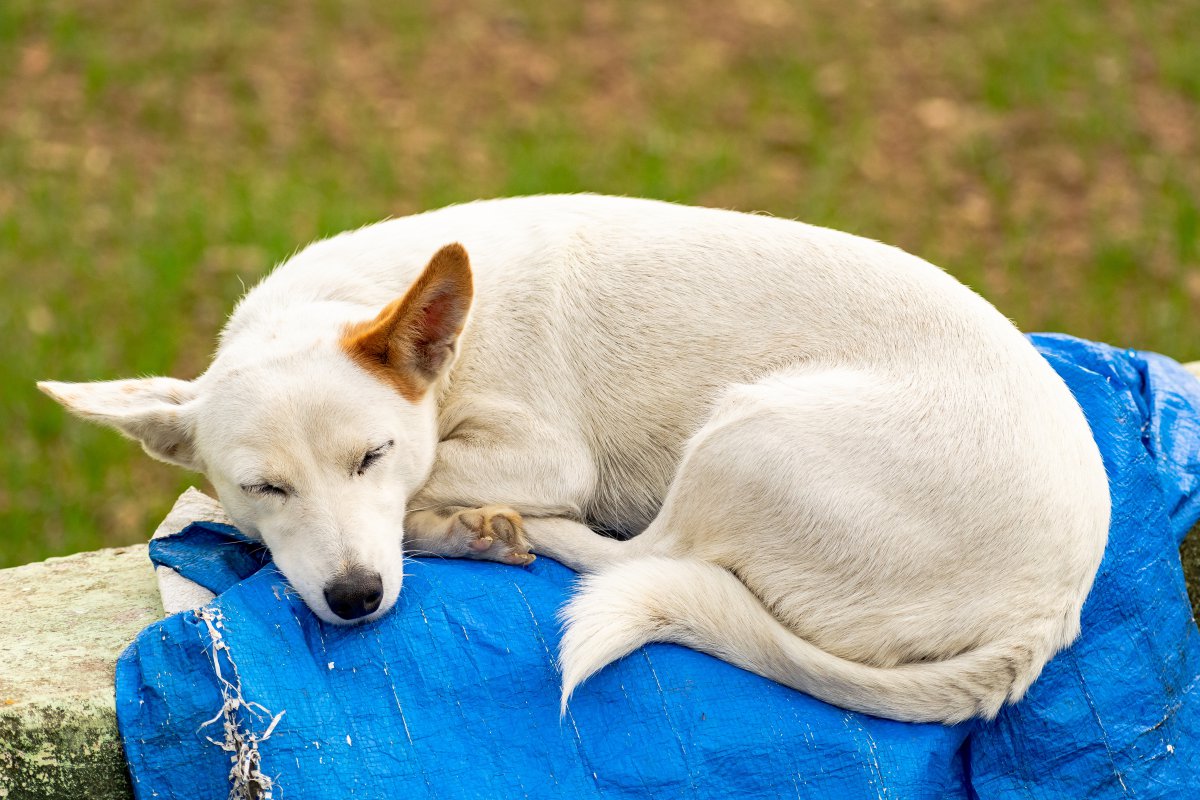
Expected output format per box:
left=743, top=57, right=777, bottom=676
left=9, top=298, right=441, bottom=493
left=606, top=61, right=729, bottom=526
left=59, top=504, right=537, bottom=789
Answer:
left=341, top=243, right=474, bottom=401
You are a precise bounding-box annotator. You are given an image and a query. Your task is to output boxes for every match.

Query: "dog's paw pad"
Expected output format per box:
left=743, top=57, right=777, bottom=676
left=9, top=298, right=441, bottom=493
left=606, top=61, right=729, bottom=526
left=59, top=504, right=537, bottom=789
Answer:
left=451, top=506, right=534, bottom=567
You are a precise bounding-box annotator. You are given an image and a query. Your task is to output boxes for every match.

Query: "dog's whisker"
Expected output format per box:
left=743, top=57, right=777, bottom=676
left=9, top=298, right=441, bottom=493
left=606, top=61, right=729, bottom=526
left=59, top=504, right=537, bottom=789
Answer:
left=402, top=548, right=446, bottom=559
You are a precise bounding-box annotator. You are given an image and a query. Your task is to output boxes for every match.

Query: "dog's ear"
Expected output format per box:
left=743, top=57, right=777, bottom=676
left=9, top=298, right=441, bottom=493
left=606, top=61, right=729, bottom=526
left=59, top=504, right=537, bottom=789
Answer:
left=37, top=377, right=203, bottom=471
left=341, top=243, right=474, bottom=400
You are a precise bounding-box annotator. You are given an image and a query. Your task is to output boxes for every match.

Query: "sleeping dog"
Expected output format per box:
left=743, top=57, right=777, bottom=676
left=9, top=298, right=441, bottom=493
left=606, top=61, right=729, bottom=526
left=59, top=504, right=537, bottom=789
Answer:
left=40, top=195, right=1110, bottom=723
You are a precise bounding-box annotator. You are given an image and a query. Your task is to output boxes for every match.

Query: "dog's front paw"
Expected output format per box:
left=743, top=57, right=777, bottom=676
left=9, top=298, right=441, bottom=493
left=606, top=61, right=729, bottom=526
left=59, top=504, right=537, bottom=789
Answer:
left=451, top=506, right=535, bottom=566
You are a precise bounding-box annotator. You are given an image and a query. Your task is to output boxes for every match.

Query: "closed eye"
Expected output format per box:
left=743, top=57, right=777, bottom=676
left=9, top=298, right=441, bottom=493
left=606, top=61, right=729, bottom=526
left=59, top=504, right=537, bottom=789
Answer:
left=356, top=440, right=394, bottom=476
left=242, top=482, right=288, bottom=499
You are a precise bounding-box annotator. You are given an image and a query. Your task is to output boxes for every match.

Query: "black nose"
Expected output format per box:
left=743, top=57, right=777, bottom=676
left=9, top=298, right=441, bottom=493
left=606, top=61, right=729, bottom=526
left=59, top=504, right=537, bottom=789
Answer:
left=323, top=569, right=384, bottom=621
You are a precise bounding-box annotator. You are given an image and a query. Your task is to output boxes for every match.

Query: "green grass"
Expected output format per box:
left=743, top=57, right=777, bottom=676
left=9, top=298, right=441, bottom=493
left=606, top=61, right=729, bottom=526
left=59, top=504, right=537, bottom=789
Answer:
left=2, top=0, right=1198, bottom=567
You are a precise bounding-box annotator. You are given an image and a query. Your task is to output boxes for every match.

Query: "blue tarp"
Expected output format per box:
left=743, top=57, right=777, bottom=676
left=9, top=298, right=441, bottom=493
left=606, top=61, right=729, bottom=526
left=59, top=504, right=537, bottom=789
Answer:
left=116, top=335, right=1200, bottom=799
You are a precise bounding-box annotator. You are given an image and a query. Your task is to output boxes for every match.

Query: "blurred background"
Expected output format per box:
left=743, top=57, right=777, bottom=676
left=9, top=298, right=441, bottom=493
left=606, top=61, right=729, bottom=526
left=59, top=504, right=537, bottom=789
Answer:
left=1, top=0, right=1197, bottom=567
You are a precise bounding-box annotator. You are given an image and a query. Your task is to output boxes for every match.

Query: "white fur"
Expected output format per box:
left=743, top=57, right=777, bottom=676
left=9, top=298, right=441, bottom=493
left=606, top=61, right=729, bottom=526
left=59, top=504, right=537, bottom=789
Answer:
left=40, top=195, right=1110, bottom=723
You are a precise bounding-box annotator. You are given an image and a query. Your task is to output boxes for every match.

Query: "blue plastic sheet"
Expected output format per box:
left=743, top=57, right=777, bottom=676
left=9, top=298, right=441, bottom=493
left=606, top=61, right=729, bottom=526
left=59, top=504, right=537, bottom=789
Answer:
left=117, top=335, right=1200, bottom=798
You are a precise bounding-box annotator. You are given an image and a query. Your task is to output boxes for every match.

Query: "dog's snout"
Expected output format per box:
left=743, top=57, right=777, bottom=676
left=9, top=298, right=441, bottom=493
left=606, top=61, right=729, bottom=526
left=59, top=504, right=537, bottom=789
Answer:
left=323, top=569, right=384, bottom=621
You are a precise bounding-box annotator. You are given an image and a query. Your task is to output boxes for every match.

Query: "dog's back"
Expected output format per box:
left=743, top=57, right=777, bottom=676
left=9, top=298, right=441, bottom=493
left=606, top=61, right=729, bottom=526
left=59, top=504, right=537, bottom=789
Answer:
left=227, top=194, right=1101, bottom=531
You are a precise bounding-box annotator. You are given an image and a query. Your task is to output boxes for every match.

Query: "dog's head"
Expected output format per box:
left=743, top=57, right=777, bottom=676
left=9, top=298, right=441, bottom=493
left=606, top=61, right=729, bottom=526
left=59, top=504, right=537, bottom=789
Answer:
left=39, top=244, right=473, bottom=625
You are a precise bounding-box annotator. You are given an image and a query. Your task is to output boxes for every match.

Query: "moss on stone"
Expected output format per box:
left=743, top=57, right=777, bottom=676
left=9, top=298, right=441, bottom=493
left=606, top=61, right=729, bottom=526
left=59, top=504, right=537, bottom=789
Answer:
left=1182, top=526, right=1200, bottom=622
left=0, top=546, right=162, bottom=800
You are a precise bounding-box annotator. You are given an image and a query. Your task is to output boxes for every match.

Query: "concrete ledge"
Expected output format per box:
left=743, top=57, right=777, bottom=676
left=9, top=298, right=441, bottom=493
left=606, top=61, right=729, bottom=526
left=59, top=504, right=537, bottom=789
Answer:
left=0, top=546, right=161, bottom=800
left=1179, top=356, right=1200, bottom=620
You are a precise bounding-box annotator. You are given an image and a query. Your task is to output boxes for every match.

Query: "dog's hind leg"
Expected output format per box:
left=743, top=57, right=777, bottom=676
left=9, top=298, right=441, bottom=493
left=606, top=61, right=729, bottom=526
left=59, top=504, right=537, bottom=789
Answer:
left=519, top=517, right=662, bottom=572
left=556, top=366, right=1078, bottom=722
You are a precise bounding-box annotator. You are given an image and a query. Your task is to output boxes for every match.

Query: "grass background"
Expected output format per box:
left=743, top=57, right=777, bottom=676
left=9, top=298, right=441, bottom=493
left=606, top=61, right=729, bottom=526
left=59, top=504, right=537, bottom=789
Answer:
left=1, top=0, right=1197, bottom=567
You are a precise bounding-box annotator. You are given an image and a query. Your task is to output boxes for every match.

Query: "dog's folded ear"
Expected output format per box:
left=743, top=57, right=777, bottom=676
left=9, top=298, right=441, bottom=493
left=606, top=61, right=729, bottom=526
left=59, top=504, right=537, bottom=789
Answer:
left=37, top=377, right=203, bottom=471
left=340, top=243, right=474, bottom=401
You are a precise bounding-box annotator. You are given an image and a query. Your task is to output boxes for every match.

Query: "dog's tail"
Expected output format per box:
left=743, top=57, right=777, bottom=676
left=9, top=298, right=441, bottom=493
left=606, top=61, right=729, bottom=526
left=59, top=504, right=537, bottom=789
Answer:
left=558, top=556, right=1056, bottom=724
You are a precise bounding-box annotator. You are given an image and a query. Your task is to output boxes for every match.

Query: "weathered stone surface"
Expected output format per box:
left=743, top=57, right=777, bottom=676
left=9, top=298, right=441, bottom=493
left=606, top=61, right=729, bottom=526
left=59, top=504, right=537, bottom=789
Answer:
left=152, top=487, right=225, bottom=615
left=1183, top=527, right=1200, bottom=620
left=1182, top=358, right=1200, bottom=620
left=0, top=546, right=161, bottom=800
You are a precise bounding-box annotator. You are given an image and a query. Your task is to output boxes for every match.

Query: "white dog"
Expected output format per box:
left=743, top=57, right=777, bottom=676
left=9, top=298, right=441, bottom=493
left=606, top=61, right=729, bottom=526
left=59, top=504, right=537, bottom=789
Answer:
left=40, top=195, right=1110, bottom=723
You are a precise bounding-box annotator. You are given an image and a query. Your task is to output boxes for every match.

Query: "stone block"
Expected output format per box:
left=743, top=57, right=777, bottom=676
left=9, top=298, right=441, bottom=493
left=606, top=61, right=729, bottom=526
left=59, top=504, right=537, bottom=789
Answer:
left=0, top=546, right=161, bottom=799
